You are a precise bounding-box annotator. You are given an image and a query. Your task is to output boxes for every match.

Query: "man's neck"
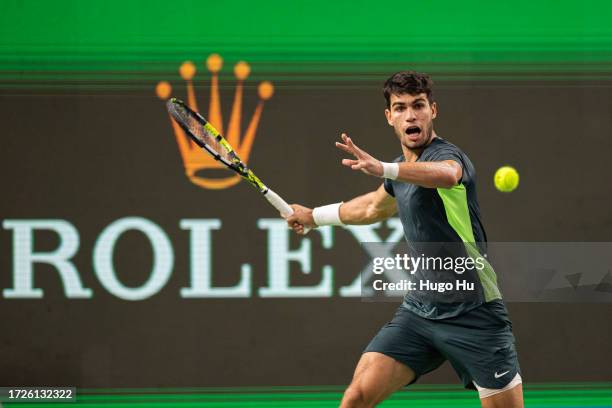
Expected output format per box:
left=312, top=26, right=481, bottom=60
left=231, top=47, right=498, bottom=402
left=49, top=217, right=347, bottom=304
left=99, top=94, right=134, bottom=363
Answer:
left=401, top=131, right=437, bottom=162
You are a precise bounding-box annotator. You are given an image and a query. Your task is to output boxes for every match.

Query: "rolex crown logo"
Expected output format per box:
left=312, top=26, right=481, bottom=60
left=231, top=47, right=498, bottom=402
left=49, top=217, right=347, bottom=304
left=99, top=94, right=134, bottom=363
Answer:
left=156, top=54, right=274, bottom=190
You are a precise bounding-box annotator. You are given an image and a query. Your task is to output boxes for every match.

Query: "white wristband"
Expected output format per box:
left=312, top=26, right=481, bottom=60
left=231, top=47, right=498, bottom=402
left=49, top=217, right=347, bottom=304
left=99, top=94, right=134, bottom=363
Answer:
left=312, top=202, right=344, bottom=226
left=381, top=162, right=399, bottom=180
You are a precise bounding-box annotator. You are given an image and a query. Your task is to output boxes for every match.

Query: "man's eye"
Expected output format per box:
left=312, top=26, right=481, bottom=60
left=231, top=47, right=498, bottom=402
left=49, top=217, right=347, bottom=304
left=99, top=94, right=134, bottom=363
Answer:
left=395, top=106, right=405, bottom=112
left=414, top=103, right=425, bottom=109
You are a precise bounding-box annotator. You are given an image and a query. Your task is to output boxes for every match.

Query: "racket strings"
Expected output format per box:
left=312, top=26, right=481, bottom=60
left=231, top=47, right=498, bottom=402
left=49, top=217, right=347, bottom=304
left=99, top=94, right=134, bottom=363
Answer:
left=167, top=101, right=235, bottom=164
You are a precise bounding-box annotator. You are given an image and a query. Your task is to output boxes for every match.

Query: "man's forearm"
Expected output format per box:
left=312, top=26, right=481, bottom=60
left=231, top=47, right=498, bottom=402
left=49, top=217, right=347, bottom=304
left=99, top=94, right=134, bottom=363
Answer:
left=338, top=192, right=390, bottom=225
left=393, top=161, right=461, bottom=188
left=301, top=185, right=396, bottom=228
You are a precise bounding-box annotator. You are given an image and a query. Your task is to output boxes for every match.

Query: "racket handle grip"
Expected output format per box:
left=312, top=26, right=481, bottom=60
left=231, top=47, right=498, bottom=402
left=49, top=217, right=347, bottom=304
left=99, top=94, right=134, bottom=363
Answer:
left=265, top=188, right=293, bottom=217
left=265, top=189, right=311, bottom=234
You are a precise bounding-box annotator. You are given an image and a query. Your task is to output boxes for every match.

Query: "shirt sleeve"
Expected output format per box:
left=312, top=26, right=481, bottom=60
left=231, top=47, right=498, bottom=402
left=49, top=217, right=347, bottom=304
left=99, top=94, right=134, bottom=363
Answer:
left=429, top=147, right=465, bottom=184
left=383, top=178, right=395, bottom=197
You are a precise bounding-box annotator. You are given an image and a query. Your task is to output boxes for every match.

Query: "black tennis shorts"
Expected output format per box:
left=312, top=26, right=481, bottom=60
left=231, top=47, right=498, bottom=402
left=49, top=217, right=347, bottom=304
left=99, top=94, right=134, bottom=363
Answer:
left=364, top=300, right=521, bottom=390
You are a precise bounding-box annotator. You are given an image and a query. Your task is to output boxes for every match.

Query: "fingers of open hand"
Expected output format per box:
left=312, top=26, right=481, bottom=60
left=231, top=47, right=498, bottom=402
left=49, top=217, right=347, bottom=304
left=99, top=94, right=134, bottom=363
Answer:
left=335, top=141, right=352, bottom=155
left=342, top=133, right=362, bottom=153
left=342, top=158, right=359, bottom=167
left=336, top=133, right=359, bottom=155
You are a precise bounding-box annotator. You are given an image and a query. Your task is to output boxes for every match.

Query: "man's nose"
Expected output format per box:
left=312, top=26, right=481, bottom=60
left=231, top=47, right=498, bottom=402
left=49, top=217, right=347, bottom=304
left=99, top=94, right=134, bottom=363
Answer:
left=405, top=108, right=417, bottom=121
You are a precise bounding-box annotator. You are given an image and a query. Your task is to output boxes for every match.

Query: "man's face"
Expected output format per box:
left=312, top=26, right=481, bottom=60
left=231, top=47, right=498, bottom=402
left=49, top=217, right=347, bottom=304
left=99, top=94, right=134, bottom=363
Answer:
left=384, top=92, right=437, bottom=149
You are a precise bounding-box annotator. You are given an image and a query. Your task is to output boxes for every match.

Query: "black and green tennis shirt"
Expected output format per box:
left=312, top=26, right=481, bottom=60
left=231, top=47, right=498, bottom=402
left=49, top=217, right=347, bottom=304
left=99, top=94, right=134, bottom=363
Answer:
left=384, top=136, right=502, bottom=319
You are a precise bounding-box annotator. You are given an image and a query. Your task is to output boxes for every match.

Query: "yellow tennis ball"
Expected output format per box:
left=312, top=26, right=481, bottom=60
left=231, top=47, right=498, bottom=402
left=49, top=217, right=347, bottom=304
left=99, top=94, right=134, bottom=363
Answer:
left=494, top=166, right=519, bottom=192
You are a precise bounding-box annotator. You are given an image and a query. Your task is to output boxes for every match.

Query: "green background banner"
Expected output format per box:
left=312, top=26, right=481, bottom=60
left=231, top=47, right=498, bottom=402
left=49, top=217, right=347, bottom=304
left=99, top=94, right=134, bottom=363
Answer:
left=3, top=0, right=612, bottom=89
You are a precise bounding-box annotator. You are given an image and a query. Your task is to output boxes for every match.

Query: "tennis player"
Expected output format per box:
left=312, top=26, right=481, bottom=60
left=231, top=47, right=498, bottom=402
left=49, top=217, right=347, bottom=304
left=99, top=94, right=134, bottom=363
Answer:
left=286, top=72, right=523, bottom=407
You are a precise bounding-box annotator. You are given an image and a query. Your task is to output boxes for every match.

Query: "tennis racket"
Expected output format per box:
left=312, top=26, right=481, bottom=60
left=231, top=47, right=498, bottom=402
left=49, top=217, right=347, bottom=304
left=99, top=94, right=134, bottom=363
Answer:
left=166, top=98, right=308, bottom=230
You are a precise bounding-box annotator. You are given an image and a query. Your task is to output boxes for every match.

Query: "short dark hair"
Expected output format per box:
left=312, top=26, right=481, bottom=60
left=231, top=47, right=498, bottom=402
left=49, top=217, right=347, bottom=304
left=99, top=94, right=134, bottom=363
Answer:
left=383, top=71, right=434, bottom=108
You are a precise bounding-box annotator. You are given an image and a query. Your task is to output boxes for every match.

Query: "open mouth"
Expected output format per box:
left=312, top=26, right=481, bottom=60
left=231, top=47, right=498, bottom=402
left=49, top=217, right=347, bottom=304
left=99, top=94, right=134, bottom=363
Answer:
left=405, top=126, right=421, bottom=135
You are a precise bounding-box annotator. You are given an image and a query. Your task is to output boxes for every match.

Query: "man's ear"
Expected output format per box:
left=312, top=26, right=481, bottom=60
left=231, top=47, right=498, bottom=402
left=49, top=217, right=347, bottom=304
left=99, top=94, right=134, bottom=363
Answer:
left=384, top=108, right=393, bottom=126
left=431, top=101, right=438, bottom=119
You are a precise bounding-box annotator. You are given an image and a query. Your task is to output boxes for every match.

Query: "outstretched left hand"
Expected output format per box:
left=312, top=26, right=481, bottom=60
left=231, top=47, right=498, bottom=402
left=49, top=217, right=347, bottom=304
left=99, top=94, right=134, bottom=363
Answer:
left=335, top=133, right=384, bottom=177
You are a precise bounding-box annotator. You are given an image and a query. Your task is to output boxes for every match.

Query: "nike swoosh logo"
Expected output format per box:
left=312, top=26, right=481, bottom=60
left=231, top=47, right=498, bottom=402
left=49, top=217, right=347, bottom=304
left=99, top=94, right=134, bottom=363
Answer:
left=494, top=370, right=510, bottom=378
